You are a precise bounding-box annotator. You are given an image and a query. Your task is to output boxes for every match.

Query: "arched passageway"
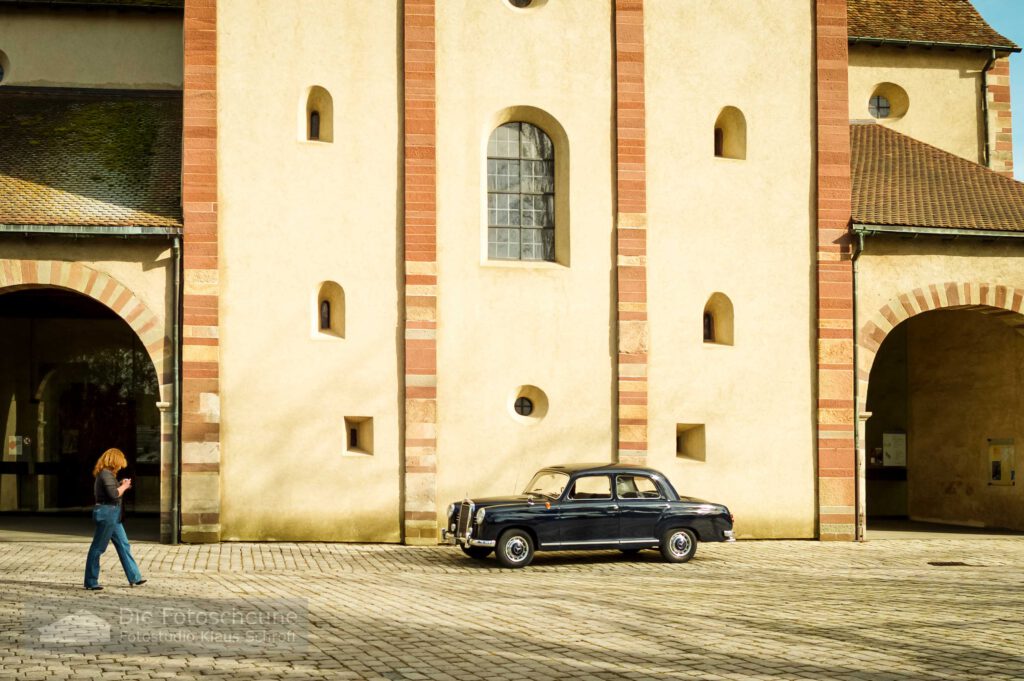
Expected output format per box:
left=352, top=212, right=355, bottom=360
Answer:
left=0, top=288, right=162, bottom=540
left=863, top=300, right=1024, bottom=534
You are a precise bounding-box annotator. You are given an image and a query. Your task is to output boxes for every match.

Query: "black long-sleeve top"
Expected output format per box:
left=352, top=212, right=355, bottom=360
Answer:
left=94, top=469, right=121, bottom=506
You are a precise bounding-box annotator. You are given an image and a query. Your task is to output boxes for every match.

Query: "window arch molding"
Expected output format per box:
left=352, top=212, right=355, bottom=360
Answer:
left=713, top=106, right=747, bottom=160
left=703, top=292, right=734, bottom=346
left=313, top=281, right=345, bottom=338
left=481, top=105, right=570, bottom=266
left=300, top=85, right=334, bottom=143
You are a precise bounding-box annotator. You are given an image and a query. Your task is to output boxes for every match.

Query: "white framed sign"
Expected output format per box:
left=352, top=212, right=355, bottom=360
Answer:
left=883, top=433, right=906, bottom=467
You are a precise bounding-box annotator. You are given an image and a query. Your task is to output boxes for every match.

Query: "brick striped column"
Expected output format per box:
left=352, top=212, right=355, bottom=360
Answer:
left=615, top=0, right=649, bottom=465
left=180, top=0, right=221, bottom=543
left=815, top=0, right=855, bottom=541
left=402, top=0, right=439, bottom=545
left=987, top=56, right=1014, bottom=177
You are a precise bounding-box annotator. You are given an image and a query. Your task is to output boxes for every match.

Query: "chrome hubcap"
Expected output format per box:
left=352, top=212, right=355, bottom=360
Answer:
left=505, top=537, right=528, bottom=561
left=670, top=532, right=692, bottom=558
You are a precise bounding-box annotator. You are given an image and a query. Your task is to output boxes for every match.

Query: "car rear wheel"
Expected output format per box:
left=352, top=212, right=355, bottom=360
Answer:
left=495, top=529, right=534, bottom=569
left=660, top=527, right=697, bottom=563
left=460, top=545, right=493, bottom=560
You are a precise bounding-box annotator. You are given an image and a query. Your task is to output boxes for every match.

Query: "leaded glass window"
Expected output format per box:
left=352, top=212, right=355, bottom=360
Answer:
left=487, top=122, right=555, bottom=261
left=869, top=95, right=891, bottom=119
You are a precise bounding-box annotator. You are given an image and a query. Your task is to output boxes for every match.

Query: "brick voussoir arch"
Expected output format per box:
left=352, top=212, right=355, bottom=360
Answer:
left=0, top=259, right=171, bottom=388
left=858, top=281, right=1024, bottom=411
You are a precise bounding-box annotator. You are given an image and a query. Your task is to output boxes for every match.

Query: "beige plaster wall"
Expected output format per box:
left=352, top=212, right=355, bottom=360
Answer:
left=0, top=8, right=182, bottom=90
left=906, top=310, right=1024, bottom=530
left=216, top=0, right=402, bottom=541
left=645, top=0, right=818, bottom=539
left=433, top=0, right=617, bottom=512
left=848, top=46, right=988, bottom=164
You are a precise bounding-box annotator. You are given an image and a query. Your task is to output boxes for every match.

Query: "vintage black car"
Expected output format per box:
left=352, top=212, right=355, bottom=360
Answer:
left=442, top=463, right=734, bottom=568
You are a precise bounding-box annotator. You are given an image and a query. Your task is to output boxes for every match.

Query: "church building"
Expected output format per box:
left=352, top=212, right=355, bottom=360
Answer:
left=1, top=0, right=1021, bottom=544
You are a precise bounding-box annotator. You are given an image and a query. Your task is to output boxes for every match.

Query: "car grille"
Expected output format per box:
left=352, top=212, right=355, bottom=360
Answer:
left=457, top=500, right=474, bottom=540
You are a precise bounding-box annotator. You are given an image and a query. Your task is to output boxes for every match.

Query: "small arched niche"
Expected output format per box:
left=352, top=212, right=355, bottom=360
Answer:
left=703, top=293, right=734, bottom=346
left=315, top=281, right=345, bottom=338
left=303, top=86, right=334, bottom=143
left=868, top=82, right=909, bottom=121
left=713, top=106, right=746, bottom=160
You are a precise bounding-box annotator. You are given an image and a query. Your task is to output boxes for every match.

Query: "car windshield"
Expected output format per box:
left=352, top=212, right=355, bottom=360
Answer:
left=523, top=471, right=569, bottom=499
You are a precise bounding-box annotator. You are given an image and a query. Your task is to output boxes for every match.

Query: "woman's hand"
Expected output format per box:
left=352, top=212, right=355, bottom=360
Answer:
left=118, top=478, right=132, bottom=496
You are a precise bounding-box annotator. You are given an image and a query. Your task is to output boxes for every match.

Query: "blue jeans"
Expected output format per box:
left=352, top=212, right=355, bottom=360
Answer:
left=84, top=504, right=143, bottom=588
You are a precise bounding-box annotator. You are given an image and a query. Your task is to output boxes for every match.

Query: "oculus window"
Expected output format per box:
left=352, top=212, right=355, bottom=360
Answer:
left=487, top=122, right=555, bottom=261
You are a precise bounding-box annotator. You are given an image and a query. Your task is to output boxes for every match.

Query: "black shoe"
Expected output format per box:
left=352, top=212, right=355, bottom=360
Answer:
left=85, top=585, right=103, bottom=591
left=131, top=579, right=147, bottom=587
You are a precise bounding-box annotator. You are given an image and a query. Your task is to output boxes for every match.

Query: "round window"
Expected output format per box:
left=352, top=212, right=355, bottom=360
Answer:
left=514, top=397, right=534, bottom=416
left=509, top=0, right=534, bottom=6
left=508, top=385, right=548, bottom=424
left=869, top=95, right=891, bottom=119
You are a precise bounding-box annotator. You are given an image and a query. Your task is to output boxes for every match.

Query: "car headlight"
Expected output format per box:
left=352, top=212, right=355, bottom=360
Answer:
left=475, top=507, right=487, bottom=525
left=446, top=503, right=455, bottom=518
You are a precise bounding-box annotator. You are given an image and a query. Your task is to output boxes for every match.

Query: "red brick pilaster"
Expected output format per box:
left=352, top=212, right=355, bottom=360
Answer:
left=180, top=0, right=221, bottom=543
left=615, top=1, right=648, bottom=465
left=987, top=56, right=1014, bottom=177
left=815, top=0, right=855, bottom=541
left=403, top=0, right=439, bottom=545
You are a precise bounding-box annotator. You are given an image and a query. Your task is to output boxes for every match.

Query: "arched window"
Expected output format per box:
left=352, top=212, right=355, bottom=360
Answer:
left=315, top=281, right=345, bottom=338
left=487, top=122, right=555, bottom=261
left=713, top=107, right=746, bottom=160
left=703, top=293, right=734, bottom=346
left=310, top=110, right=321, bottom=141
left=305, top=86, right=333, bottom=143
left=319, top=299, right=331, bottom=330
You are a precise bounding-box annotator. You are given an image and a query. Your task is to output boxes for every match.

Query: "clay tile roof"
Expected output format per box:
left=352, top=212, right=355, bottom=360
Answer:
left=851, top=122, right=1024, bottom=233
left=0, top=89, right=182, bottom=228
left=848, top=0, right=1018, bottom=51
left=0, top=1, right=183, bottom=9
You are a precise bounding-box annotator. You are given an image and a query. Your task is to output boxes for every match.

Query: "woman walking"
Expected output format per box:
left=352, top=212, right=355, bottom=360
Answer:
left=83, top=448, right=146, bottom=590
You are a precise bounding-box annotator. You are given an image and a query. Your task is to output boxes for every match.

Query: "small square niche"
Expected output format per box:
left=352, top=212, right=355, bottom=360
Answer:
left=344, top=416, right=373, bottom=456
left=676, top=424, right=706, bottom=461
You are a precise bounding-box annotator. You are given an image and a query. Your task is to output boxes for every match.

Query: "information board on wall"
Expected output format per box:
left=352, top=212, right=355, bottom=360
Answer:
left=989, top=439, right=1015, bottom=486
left=883, top=433, right=907, bottom=467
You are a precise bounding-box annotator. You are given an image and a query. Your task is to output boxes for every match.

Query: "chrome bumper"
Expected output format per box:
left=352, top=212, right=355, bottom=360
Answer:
left=724, top=530, right=736, bottom=542
left=442, top=528, right=495, bottom=548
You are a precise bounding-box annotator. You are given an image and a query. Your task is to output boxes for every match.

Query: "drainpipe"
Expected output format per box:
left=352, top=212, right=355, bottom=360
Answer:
left=171, top=235, right=182, bottom=545
left=851, top=231, right=866, bottom=541
left=981, top=49, right=998, bottom=168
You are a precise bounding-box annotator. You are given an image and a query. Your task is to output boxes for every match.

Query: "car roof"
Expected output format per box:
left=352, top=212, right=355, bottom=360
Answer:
left=539, top=463, right=666, bottom=476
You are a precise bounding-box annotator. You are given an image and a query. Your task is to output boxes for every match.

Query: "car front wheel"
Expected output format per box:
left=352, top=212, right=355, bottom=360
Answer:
left=495, top=529, right=535, bottom=569
left=660, top=527, right=697, bottom=563
left=460, top=545, right=493, bottom=560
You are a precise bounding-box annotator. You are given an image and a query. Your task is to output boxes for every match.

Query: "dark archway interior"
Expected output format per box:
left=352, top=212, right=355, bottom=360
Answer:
left=0, top=288, right=160, bottom=539
left=866, top=308, right=1024, bottom=532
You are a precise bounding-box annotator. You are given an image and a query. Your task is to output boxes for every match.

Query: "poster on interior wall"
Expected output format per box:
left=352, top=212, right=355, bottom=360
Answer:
left=883, top=433, right=906, bottom=467
left=988, top=439, right=1015, bottom=486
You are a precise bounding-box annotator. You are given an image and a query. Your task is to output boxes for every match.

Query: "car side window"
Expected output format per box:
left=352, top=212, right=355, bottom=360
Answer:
left=615, top=475, right=663, bottom=500
left=567, top=475, right=612, bottom=500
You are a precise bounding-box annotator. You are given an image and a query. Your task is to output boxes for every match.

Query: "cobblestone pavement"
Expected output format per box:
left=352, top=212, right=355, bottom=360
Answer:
left=2, top=537, right=1023, bottom=680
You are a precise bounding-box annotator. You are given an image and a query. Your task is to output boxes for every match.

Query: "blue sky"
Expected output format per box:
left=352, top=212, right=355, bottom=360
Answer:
left=971, top=1, right=1024, bottom=178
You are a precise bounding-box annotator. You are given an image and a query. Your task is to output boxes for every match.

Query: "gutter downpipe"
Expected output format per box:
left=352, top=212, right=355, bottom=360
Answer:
left=981, top=49, right=998, bottom=168
left=851, top=230, right=866, bottom=541
left=171, top=236, right=182, bottom=545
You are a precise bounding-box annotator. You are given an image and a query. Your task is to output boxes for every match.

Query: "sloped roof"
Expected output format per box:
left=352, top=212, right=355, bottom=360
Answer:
left=0, top=89, right=182, bottom=228
left=848, top=0, right=1018, bottom=51
left=851, top=122, right=1024, bottom=233
left=0, top=0, right=182, bottom=9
